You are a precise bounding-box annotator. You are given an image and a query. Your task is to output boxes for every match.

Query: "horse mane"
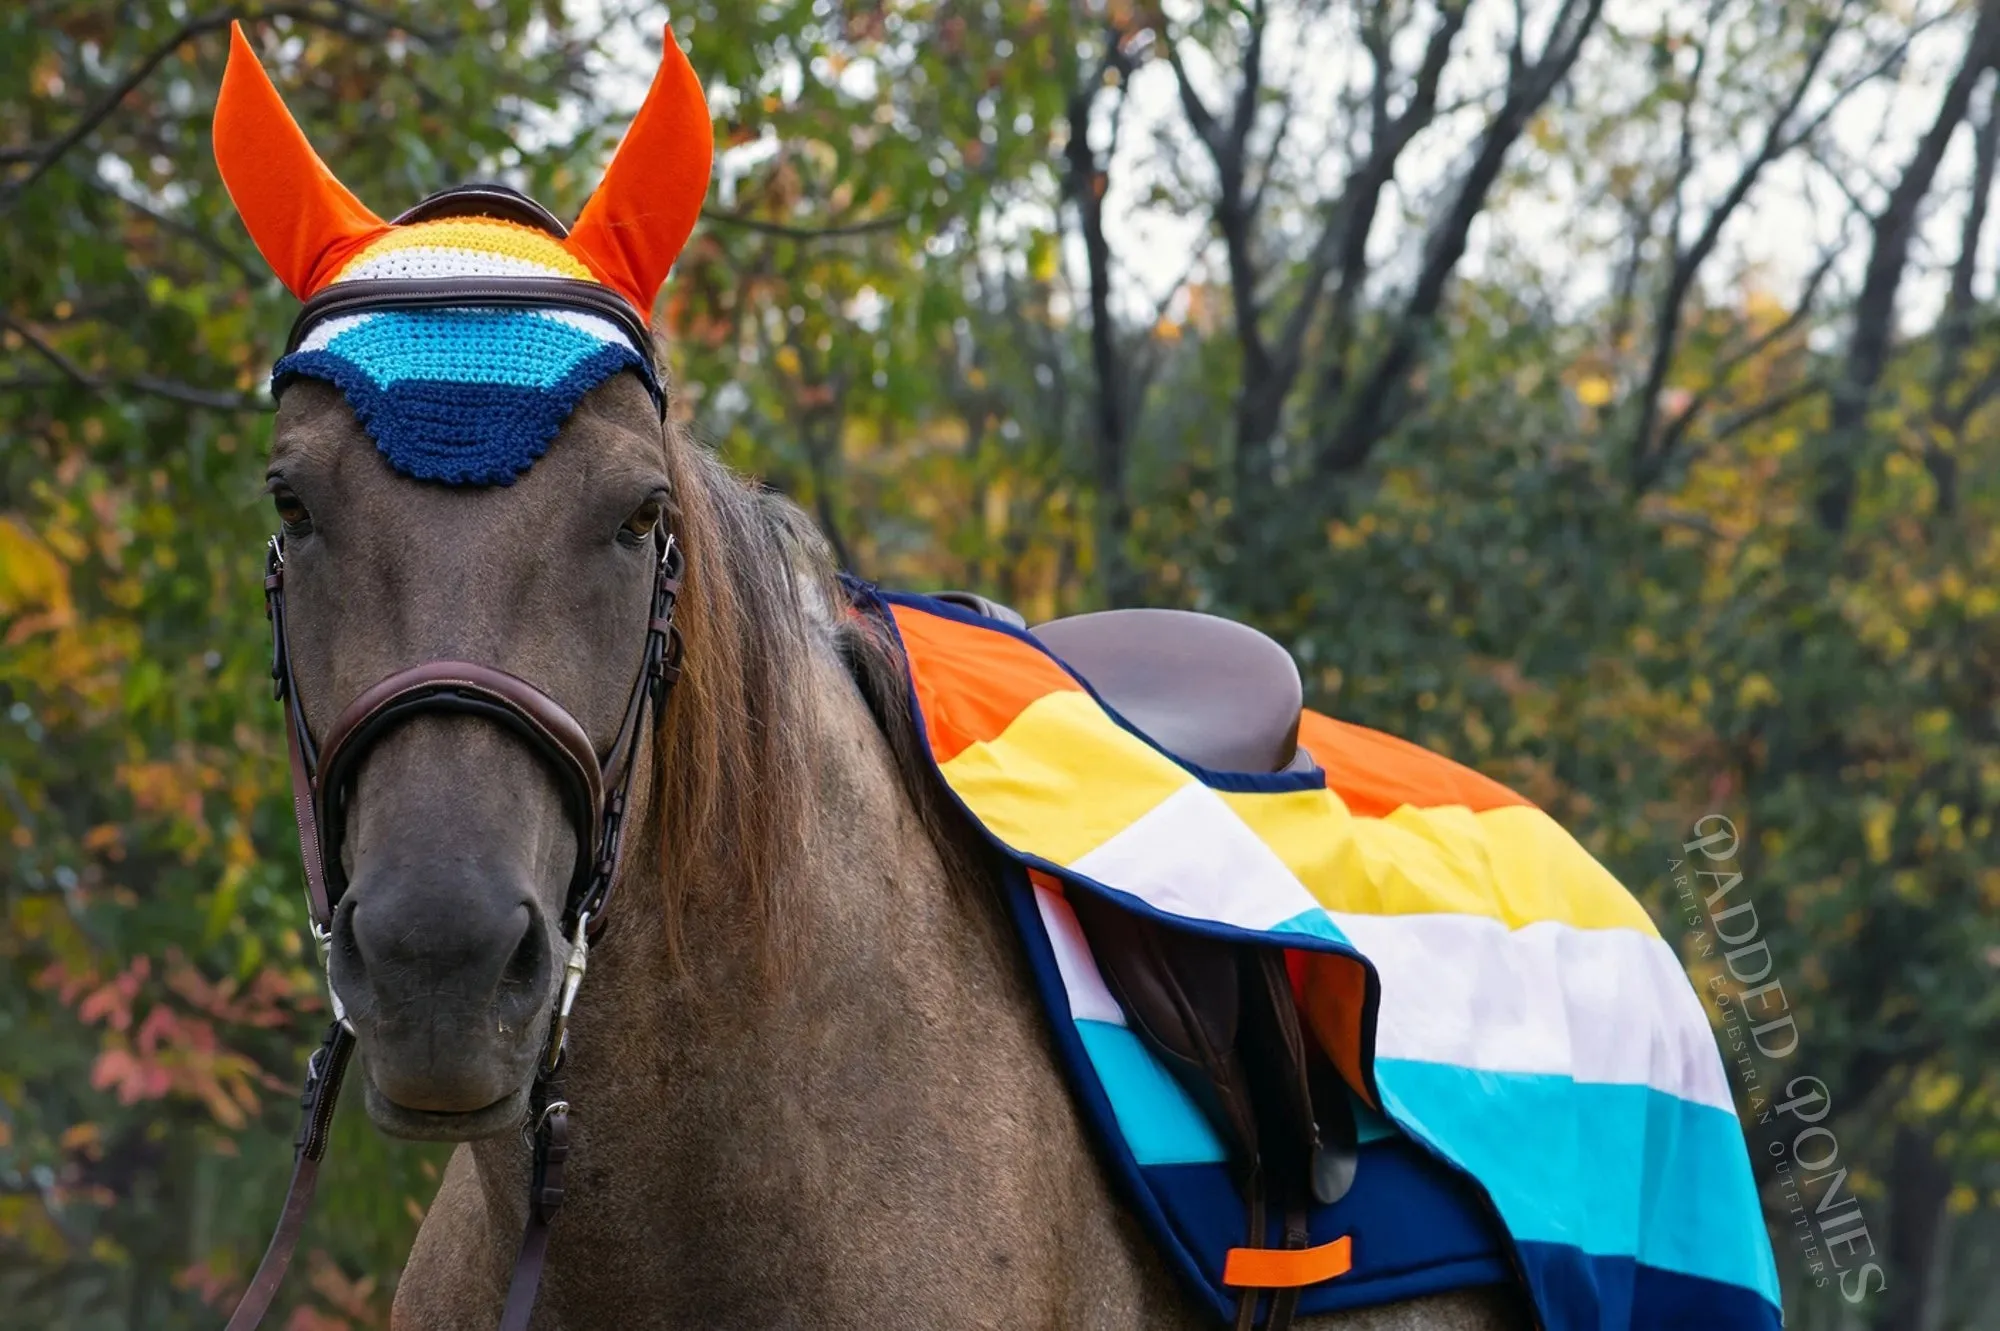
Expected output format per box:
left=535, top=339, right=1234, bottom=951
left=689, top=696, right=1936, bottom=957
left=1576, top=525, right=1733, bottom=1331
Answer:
left=647, top=416, right=991, bottom=973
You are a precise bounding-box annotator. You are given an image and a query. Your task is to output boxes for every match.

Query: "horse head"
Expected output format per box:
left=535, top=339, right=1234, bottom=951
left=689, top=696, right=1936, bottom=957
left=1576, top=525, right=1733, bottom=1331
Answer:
left=217, top=21, right=711, bottom=1140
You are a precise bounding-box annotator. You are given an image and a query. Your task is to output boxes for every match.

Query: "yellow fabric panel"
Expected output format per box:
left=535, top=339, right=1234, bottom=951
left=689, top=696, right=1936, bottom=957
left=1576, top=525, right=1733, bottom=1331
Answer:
left=338, top=219, right=597, bottom=280
left=1221, top=791, right=1656, bottom=934
left=939, top=690, right=1193, bottom=866
left=1471, top=805, right=1658, bottom=935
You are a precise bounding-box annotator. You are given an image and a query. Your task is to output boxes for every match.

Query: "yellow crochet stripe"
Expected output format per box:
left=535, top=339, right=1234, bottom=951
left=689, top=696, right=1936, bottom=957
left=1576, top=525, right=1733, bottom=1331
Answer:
left=335, top=217, right=597, bottom=282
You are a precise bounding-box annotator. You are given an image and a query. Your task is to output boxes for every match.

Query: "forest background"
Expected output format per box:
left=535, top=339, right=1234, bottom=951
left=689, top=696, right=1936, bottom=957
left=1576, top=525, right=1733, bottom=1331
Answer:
left=4, top=1, right=1999, bottom=1327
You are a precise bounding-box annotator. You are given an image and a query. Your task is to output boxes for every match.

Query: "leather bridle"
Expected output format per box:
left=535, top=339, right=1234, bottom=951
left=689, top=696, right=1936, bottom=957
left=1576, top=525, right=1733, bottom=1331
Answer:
left=224, top=518, right=685, bottom=1331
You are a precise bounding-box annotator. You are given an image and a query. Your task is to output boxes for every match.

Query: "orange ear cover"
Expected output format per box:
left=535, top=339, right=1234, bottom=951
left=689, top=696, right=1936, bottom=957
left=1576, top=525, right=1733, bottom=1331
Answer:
left=565, top=28, right=714, bottom=318
left=212, top=21, right=389, bottom=298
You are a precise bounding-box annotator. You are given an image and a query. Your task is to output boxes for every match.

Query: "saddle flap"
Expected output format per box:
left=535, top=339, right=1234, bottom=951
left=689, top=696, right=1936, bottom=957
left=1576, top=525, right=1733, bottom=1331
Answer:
left=1067, top=888, right=1260, bottom=1159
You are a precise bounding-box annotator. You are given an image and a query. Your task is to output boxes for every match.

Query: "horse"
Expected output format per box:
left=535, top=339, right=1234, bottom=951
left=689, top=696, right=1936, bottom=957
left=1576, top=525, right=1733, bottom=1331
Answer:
left=262, top=362, right=1532, bottom=1330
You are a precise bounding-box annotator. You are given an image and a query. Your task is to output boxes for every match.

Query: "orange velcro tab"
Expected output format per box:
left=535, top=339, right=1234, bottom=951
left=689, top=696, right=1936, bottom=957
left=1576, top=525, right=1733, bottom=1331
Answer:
left=1222, top=1236, right=1354, bottom=1289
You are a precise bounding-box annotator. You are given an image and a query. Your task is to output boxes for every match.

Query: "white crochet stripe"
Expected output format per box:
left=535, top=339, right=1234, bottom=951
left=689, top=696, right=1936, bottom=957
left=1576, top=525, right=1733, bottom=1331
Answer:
left=294, top=312, right=374, bottom=355
left=334, top=247, right=579, bottom=284
left=292, top=307, right=644, bottom=360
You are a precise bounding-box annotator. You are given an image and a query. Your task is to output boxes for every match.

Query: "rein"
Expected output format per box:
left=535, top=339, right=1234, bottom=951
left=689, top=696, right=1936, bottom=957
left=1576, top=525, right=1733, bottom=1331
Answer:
left=224, top=524, right=685, bottom=1331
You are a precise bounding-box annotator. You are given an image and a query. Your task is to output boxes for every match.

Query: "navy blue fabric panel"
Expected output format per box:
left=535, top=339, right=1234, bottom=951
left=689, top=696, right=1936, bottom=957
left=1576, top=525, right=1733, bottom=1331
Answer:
left=1513, top=1243, right=1782, bottom=1331
left=999, top=865, right=1237, bottom=1324
left=1146, top=1138, right=1515, bottom=1319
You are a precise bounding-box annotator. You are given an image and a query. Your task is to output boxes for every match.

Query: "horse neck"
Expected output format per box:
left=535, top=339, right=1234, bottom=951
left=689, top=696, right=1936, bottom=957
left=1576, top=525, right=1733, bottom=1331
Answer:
left=454, top=635, right=995, bottom=1315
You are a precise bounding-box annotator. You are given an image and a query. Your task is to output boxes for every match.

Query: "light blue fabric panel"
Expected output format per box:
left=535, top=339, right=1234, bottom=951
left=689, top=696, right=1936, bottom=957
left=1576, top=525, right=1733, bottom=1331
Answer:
left=1074, top=1020, right=1229, bottom=1166
left=1270, top=906, right=1354, bottom=945
left=1376, top=1060, right=1781, bottom=1308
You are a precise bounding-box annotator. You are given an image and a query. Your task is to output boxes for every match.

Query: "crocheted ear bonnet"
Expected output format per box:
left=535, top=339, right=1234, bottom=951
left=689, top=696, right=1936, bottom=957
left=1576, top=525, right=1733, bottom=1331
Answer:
left=213, top=22, right=712, bottom=486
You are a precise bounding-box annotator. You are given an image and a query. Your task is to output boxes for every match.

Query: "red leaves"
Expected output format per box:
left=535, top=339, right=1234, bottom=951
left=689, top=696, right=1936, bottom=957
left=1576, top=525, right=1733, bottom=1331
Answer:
left=44, top=950, right=309, bottom=1125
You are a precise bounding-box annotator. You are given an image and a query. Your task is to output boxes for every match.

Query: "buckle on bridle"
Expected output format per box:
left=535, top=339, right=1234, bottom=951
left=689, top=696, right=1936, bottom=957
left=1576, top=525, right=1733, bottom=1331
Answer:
left=541, top=910, right=590, bottom=1076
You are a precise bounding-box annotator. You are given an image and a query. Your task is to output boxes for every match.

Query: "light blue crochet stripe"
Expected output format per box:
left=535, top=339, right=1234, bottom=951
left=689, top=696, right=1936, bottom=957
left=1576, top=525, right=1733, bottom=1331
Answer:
left=321, top=309, right=623, bottom=390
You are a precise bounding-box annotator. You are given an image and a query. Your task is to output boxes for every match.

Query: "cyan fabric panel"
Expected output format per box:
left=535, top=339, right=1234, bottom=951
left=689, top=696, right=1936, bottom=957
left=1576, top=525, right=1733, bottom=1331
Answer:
left=1377, top=1059, right=1780, bottom=1306
left=1073, top=1020, right=1229, bottom=1166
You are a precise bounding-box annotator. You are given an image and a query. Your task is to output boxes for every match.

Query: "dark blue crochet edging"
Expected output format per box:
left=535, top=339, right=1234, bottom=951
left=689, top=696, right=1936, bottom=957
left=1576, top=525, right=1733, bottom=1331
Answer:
left=273, top=343, right=645, bottom=487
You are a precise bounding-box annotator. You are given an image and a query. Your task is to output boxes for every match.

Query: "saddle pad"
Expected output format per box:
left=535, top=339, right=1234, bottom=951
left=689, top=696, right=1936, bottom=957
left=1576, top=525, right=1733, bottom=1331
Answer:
left=869, top=588, right=1782, bottom=1331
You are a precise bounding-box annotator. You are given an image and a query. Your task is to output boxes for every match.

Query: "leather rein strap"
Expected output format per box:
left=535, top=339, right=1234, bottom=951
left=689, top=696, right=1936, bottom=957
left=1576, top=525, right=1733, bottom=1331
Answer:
left=225, top=529, right=685, bottom=1331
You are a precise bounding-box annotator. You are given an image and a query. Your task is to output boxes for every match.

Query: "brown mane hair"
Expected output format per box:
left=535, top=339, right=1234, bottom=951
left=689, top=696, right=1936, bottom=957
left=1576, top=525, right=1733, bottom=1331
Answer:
left=646, top=413, right=991, bottom=969
left=649, top=417, right=834, bottom=967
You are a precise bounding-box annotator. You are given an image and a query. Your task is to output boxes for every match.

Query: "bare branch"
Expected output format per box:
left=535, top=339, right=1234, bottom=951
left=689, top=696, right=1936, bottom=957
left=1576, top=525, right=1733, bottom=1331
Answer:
left=1820, top=0, right=2000, bottom=531
left=700, top=207, right=909, bottom=241
left=1627, top=1, right=1851, bottom=488
left=1318, top=0, right=1607, bottom=476
left=1064, top=23, right=1140, bottom=607
left=1926, top=71, right=2000, bottom=514
left=1637, top=246, right=1841, bottom=490
left=2, top=313, right=264, bottom=412
left=0, top=4, right=427, bottom=211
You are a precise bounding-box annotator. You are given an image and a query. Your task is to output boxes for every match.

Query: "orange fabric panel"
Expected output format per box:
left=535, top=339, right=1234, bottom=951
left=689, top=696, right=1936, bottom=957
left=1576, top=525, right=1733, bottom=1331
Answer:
left=1223, top=1235, right=1353, bottom=1288
left=566, top=26, right=714, bottom=317
left=212, top=22, right=389, bottom=298
left=1298, top=709, right=1531, bottom=819
left=1298, top=953, right=1374, bottom=1110
left=889, top=604, right=1080, bottom=764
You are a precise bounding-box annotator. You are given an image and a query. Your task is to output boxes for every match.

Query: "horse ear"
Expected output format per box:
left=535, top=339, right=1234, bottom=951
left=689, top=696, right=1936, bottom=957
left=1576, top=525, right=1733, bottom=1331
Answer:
left=564, top=28, right=713, bottom=318
left=212, top=21, right=388, bottom=298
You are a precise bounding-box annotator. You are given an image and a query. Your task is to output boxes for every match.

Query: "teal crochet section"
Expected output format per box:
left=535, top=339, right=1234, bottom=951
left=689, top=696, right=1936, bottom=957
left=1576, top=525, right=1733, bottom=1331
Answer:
left=272, top=307, right=649, bottom=487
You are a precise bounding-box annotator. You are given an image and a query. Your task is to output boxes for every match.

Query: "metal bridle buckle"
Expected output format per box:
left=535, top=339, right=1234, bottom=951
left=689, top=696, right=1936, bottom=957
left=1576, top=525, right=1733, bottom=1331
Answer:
left=309, top=917, right=355, bottom=1034
left=541, top=910, right=590, bottom=1076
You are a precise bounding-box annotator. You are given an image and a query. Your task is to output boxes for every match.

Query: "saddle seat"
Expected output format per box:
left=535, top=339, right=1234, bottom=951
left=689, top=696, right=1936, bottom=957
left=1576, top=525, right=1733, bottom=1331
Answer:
left=928, top=592, right=1362, bottom=1264
left=1030, top=609, right=1308, bottom=774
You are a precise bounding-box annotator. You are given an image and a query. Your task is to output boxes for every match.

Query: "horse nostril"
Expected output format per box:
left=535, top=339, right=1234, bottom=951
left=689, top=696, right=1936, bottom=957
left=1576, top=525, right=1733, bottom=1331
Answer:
left=502, top=908, right=546, bottom=994
left=332, top=896, right=361, bottom=963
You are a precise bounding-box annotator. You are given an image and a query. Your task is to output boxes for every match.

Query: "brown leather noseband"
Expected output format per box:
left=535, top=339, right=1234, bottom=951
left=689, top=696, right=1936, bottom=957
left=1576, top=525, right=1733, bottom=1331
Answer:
left=225, top=528, right=684, bottom=1331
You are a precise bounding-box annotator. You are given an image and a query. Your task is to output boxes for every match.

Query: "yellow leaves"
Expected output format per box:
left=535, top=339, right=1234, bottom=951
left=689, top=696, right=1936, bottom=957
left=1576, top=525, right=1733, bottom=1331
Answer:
left=1949, top=1184, right=1979, bottom=1215
left=773, top=344, right=802, bottom=377
left=1574, top=374, right=1614, bottom=407
left=0, top=517, right=74, bottom=641
left=1028, top=233, right=1059, bottom=283
left=1863, top=799, right=1895, bottom=865
left=1734, top=672, right=1777, bottom=708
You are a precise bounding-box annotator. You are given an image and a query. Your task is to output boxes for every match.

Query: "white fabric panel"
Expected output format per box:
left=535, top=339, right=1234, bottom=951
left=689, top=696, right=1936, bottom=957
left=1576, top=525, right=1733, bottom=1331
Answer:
left=1331, top=911, right=1735, bottom=1112
left=1071, top=782, right=1322, bottom=931
left=1033, top=884, right=1126, bottom=1025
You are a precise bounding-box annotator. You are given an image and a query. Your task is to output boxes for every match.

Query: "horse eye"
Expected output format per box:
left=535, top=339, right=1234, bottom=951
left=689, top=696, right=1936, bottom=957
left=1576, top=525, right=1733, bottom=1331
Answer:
left=271, top=486, right=312, bottom=534
left=619, top=496, right=664, bottom=544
